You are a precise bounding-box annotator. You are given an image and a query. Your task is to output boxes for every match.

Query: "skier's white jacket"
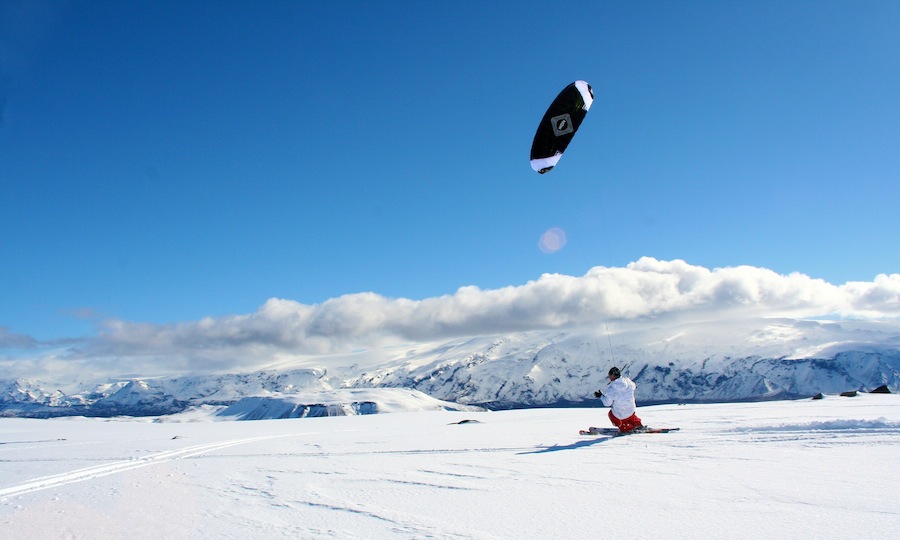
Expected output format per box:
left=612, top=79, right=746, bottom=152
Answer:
left=600, top=377, right=637, bottom=420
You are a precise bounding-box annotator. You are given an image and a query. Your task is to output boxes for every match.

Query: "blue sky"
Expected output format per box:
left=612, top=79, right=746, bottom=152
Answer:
left=2, top=0, right=899, bottom=351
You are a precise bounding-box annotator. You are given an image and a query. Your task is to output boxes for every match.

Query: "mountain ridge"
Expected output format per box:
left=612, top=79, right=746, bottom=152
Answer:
left=3, top=318, right=898, bottom=418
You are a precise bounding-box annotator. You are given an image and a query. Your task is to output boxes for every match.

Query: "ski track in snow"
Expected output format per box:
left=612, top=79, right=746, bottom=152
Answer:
left=294, top=488, right=494, bottom=540
left=0, top=434, right=293, bottom=499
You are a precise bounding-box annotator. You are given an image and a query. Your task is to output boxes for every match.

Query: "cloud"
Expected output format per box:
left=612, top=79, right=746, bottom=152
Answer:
left=3, top=258, right=900, bottom=381
left=0, top=327, right=39, bottom=349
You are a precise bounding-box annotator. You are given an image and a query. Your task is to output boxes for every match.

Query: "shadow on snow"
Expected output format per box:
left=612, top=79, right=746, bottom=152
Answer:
left=517, top=435, right=614, bottom=454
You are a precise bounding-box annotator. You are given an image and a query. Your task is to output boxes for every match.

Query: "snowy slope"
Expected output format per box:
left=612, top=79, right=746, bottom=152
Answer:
left=217, top=388, right=483, bottom=420
left=2, top=317, right=899, bottom=417
left=1, top=394, right=899, bottom=539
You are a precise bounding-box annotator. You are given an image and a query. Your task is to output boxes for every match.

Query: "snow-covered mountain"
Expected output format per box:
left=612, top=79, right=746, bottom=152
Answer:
left=3, top=317, right=898, bottom=418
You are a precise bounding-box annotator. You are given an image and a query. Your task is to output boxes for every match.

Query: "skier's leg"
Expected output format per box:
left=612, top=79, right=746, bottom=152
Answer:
left=630, top=412, right=643, bottom=429
left=608, top=410, right=624, bottom=430
left=619, top=413, right=643, bottom=433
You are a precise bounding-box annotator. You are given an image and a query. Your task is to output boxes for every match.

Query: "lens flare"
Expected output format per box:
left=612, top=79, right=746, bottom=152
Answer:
left=538, top=227, right=567, bottom=253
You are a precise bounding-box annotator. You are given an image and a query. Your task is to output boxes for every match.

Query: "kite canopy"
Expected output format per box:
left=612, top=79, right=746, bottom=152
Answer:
left=529, top=80, right=593, bottom=174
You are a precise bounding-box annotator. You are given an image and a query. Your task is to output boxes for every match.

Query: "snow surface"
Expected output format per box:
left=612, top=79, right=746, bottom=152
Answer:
left=2, top=393, right=899, bottom=539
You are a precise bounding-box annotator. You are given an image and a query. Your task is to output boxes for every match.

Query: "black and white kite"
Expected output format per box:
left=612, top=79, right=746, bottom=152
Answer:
left=529, top=80, right=594, bottom=174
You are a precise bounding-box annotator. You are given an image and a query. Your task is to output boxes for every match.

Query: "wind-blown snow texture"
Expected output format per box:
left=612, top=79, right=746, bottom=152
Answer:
left=2, top=395, right=899, bottom=539
left=2, top=318, right=899, bottom=418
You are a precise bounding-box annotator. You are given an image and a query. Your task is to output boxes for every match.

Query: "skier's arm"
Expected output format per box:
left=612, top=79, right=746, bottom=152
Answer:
left=599, top=381, right=623, bottom=407
left=594, top=388, right=613, bottom=407
left=599, top=393, right=613, bottom=407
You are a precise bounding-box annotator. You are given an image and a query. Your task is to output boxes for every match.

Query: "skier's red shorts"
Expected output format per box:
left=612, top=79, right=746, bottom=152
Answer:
left=609, top=410, right=643, bottom=433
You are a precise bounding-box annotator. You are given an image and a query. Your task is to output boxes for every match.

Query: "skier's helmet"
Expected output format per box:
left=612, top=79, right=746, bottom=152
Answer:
left=608, top=367, right=621, bottom=379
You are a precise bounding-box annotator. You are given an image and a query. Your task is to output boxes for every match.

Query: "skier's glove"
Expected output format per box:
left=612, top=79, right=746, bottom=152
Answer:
left=594, top=390, right=603, bottom=398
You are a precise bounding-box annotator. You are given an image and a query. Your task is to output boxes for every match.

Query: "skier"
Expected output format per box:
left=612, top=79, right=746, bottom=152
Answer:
left=594, top=366, right=644, bottom=433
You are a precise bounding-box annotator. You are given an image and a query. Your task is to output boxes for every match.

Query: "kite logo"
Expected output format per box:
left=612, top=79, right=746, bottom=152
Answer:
left=551, top=114, right=573, bottom=137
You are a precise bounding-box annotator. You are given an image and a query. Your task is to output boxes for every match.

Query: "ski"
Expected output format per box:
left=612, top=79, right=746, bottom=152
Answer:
left=633, top=427, right=679, bottom=434
left=579, top=427, right=620, bottom=436
left=579, top=427, right=680, bottom=436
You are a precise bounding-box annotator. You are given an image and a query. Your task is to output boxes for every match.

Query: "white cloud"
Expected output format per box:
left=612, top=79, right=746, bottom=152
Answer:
left=0, top=327, right=39, bottom=349
left=3, top=258, right=900, bottom=381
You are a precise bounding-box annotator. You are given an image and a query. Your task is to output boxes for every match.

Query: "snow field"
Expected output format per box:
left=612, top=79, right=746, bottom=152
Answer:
left=1, top=394, right=899, bottom=539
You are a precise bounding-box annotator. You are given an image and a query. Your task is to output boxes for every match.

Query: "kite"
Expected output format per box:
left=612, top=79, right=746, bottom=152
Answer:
left=529, top=80, right=594, bottom=174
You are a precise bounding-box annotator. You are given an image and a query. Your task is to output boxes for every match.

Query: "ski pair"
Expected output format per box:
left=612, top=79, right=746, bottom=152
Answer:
left=579, top=426, right=680, bottom=436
